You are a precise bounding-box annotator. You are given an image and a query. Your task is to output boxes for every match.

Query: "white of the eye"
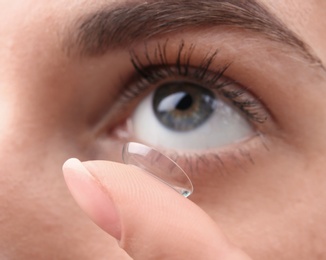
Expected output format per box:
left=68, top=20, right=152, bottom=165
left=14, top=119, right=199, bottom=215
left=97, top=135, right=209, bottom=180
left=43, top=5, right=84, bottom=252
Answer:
left=131, top=92, right=255, bottom=150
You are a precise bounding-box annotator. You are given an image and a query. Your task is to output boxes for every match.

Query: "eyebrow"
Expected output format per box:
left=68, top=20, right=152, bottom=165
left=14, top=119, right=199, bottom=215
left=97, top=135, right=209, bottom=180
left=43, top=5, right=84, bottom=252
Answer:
left=67, top=0, right=322, bottom=67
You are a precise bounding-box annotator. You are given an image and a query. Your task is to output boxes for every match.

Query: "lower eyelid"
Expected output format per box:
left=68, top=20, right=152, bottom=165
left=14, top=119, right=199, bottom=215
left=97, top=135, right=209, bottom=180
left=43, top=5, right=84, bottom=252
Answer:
left=129, top=132, right=267, bottom=178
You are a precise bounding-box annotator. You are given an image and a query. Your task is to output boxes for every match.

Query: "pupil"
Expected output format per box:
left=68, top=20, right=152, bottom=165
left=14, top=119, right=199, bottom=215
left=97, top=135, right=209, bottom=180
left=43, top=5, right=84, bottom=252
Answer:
left=176, top=94, right=193, bottom=111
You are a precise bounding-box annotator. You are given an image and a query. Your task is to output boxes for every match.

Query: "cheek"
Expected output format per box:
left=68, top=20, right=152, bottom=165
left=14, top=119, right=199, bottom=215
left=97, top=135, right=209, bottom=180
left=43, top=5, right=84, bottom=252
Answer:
left=190, top=139, right=326, bottom=258
left=0, top=93, right=128, bottom=257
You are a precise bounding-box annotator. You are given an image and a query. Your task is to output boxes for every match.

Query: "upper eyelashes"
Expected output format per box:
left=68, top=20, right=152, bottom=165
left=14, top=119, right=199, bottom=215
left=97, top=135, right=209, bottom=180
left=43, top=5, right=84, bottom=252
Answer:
left=129, top=40, right=228, bottom=87
left=122, top=40, right=268, bottom=124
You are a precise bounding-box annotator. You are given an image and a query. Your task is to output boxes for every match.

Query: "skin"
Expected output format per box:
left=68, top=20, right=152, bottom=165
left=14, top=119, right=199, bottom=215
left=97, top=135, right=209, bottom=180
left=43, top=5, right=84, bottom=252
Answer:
left=1, top=0, right=326, bottom=259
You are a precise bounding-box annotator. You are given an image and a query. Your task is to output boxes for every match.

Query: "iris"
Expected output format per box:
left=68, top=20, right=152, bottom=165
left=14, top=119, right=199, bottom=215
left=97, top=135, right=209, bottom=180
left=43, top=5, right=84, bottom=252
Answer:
left=153, top=81, right=217, bottom=132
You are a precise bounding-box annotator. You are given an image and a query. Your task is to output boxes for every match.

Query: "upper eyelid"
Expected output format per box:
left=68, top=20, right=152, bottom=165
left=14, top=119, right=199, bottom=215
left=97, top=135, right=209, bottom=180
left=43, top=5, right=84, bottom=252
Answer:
left=129, top=41, right=227, bottom=82
left=122, top=41, right=228, bottom=98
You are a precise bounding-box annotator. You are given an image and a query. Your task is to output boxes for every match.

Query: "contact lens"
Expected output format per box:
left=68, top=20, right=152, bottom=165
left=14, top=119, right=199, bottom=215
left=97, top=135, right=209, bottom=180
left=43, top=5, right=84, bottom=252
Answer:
left=122, top=142, right=193, bottom=197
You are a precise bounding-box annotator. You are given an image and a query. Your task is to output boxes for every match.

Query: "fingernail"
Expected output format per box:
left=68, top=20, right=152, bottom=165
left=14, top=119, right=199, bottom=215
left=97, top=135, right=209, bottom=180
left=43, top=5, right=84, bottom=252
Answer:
left=62, top=158, right=121, bottom=240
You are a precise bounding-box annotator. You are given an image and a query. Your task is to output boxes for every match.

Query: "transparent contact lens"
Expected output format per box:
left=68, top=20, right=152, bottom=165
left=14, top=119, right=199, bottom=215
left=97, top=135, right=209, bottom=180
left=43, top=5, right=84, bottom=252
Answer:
left=122, top=142, right=193, bottom=197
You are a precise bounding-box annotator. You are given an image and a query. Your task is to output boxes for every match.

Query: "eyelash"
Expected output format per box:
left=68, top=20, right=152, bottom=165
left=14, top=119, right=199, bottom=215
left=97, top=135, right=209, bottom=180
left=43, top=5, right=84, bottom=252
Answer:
left=120, top=40, right=268, bottom=124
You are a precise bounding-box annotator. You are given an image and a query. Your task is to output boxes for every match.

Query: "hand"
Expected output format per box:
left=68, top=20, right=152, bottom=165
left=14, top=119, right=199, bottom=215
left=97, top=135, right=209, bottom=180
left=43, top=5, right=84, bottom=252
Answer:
left=62, top=158, right=252, bottom=260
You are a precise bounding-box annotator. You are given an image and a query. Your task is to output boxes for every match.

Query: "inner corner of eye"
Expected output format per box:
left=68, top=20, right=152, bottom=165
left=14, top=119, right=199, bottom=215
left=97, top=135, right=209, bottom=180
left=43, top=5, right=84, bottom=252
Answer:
left=126, top=80, right=258, bottom=151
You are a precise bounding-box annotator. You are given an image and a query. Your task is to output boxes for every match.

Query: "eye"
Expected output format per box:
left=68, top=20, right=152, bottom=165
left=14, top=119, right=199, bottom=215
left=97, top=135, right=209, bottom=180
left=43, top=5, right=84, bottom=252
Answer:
left=131, top=80, right=255, bottom=150
left=114, top=41, right=268, bottom=154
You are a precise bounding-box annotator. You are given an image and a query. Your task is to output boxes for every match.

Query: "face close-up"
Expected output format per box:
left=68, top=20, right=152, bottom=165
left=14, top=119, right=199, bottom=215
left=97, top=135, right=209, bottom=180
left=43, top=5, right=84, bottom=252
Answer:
left=1, top=0, right=326, bottom=259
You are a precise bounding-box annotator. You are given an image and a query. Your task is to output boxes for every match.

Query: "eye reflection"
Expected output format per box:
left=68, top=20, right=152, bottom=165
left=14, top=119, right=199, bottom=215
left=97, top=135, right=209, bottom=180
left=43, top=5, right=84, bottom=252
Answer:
left=153, top=81, right=216, bottom=132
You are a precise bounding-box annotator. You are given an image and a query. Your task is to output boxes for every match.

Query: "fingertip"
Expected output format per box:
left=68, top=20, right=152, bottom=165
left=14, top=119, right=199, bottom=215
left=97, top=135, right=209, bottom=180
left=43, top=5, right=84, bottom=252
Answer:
left=61, top=158, right=122, bottom=240
left=62, top=158, right=83, bottom=174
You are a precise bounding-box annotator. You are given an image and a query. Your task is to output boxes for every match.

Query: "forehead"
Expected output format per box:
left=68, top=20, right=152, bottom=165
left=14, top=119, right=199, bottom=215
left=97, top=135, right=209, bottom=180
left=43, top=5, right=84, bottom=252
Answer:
left=0, top=0, right=317, bottom=16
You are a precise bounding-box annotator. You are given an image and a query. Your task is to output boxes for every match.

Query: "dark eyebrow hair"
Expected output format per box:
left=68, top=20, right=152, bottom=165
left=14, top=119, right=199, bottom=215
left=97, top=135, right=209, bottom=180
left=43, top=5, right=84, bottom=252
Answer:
left=66, top=0, right=322, bottom=67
